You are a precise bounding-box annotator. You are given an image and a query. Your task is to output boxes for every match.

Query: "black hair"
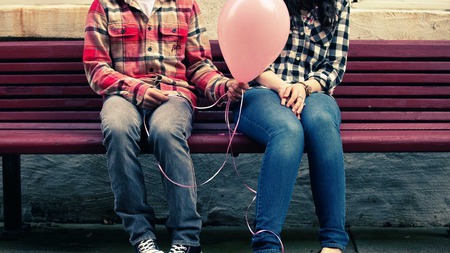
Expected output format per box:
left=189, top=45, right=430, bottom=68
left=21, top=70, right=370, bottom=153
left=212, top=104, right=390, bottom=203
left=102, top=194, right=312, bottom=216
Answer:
left=284, top=0, right=337, bottom=29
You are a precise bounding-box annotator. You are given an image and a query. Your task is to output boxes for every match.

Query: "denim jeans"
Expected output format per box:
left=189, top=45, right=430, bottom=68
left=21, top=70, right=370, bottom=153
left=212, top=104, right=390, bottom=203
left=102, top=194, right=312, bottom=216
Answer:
left=232, top=88, right=349, bottom=253
left=100, top=95, right=201, bottom=247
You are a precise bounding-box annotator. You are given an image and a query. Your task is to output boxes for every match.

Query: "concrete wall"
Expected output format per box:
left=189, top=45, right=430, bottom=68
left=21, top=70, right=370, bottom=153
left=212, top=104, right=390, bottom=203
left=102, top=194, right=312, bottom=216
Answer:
left=1, top=0, right=450, bottom=40
left=0, top=0, right=449, bottom=228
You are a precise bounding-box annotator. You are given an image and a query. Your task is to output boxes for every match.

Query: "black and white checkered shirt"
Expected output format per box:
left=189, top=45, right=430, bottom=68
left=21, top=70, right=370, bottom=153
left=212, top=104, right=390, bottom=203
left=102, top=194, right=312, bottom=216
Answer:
left=267, top=0, right=350, bottom=95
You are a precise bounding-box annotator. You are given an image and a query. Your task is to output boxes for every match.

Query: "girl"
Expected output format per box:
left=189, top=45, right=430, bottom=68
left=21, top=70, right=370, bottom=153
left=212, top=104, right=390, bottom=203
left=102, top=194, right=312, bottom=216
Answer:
left=225, top=0, right=351, bottom=252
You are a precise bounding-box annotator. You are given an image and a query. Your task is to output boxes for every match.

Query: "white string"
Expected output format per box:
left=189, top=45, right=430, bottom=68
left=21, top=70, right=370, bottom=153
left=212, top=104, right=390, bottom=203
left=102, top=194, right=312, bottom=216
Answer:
left=144, top=93, right=235, bottom=188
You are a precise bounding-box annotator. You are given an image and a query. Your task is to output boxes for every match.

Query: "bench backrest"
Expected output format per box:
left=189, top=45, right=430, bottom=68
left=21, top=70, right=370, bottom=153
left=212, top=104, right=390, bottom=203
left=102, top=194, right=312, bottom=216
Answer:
left=1, top=40, right=450, bottom=132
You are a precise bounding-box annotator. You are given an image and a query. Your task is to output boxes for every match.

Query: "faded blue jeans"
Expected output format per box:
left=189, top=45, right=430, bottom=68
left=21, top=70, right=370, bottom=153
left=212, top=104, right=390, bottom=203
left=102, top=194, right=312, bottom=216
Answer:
left=232, top=88, right=349, bottom=253
left=100, top=95, right=201, bottom=247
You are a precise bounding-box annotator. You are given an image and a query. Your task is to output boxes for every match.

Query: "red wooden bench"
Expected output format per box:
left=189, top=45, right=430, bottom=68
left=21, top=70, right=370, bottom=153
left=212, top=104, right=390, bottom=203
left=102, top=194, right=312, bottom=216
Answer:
left=1, top=39, right=450, bottom=238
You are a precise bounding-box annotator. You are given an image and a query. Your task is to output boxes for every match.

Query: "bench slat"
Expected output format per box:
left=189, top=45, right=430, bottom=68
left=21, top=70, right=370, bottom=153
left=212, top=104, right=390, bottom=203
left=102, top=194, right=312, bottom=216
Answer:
left=1, top=111, right=448, bottom=123
left=1, top=98, right=448, bottom=111
left=347, top=40, right=450, bottom=60
left=334, top=86, right=450, bottom=97
left=341, top=130, right=450, bottom=152
left=209, top=40, right=450, bottom=60
left=0, top=75, right=87, bottom=85
left=2, top=122, right=449, bottom=131
left=0, top=111, right=101, bottom=122
left=0, top=111, right=228, bottom=123
left=1, top=129, right=449, bottom=154
left=0, top=86, right=96, bottom=96
left=338, top=98, right=450, bottom=109
left=346, top=61, right=450, bottom=73
left=0, top=99, right=102, bottom=109
left=0, top=62, right=84, bottom=73
left=0, top=130, right=262, bottom=154
left=3, top=86, right=449, bottom=98
left=0, top=41, right=83, bottom=60
left=342, top=73, right=450, bottom=84
left=341, top=111, right=450, bottom=122
left=3, top=73, right=448, bottom=86
left=341, top=123, right=450, bottom=130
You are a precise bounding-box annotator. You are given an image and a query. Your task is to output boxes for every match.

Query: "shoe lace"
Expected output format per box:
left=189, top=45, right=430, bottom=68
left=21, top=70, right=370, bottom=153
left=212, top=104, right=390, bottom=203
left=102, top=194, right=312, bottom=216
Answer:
left=169, top=244, right=188, bottom=253
left=137, top=239, right=163, bottom=253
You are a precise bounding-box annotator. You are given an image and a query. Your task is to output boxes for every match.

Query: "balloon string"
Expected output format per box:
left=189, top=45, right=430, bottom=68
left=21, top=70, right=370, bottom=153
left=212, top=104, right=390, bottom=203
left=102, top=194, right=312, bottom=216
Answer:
left=245, top=195, right=285, bottom=253
left=143, top=93, right=237, bottom=188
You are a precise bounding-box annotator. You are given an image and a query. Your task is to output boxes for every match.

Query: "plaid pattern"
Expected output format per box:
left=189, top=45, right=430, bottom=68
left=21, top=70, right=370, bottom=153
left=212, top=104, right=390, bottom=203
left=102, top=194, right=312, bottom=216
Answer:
left=268, top=0, right=350, bottom=95
left=83, top=0, right=229, bottom=107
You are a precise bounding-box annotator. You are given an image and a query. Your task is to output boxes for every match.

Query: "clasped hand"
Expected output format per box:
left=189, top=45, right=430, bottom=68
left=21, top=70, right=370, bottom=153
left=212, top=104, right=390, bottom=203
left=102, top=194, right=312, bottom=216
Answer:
left=141, top=88, right=170, bottom=110
left=279, top=83, right=306, bottom=119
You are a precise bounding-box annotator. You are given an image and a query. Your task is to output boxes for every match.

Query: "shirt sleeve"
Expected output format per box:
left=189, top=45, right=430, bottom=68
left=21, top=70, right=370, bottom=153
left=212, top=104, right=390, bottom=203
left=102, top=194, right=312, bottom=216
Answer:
left=184, top=0, right=230, bottom=102
left=82, top=0, right=151, bottom=106
left=309, top=0, right=350, bottom=94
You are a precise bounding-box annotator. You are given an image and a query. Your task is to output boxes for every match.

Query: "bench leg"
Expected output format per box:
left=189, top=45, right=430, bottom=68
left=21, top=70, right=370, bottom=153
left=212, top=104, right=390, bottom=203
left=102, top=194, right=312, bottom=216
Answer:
left=1, top=154, right=29, bottom=239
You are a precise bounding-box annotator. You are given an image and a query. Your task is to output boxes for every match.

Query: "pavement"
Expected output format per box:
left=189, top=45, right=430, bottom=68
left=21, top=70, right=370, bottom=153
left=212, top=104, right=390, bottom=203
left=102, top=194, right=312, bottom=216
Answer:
left=0, top=222, right=448, bottom=253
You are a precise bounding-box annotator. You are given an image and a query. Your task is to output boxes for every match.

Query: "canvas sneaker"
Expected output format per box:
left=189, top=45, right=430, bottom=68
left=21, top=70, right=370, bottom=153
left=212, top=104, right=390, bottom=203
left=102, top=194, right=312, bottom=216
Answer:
left=135, top=239, right=164, bottom=253
left=168, top=244, right=202, bottom=253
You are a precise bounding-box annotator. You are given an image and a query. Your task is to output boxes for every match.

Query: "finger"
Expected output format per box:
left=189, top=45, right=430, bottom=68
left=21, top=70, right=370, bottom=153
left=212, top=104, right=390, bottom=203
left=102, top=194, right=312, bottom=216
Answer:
left=227, top=90, right=238, bottom=102
left=151, top=91, right=169, bottom=102
left=296, top=101, right=305, bottom=118
left=142, top=97, right=161, bottom=110
left=233, top=89, right=243, bottom=99
left=282, top=86, right=292, bottom=106
left=286, top=94, right=298, bottom=108
left=291, top=97, right=303, bottom=112
left=239, top=82, right=250, bottom=90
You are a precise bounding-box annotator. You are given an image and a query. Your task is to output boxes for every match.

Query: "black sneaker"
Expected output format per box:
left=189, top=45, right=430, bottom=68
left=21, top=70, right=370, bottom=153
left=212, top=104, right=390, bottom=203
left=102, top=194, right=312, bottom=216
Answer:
left=168, top=244, right=202, bottom=253
left=135, top=239, right=164, bottom=253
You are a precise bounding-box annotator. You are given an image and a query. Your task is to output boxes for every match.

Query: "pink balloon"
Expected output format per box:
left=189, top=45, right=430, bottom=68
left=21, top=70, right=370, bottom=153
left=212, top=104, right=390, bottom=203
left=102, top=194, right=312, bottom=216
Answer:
left=218, top=0, right=290, bottom=82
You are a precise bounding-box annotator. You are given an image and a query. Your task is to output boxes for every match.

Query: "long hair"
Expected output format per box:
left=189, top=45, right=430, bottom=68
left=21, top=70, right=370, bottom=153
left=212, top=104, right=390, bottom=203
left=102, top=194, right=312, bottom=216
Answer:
left=284, top=0, right=337, bottom=29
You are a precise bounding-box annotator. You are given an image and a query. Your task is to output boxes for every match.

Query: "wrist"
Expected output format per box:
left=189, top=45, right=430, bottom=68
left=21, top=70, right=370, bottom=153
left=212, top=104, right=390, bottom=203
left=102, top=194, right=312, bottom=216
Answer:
left=300, top=82, right=312, bottom=96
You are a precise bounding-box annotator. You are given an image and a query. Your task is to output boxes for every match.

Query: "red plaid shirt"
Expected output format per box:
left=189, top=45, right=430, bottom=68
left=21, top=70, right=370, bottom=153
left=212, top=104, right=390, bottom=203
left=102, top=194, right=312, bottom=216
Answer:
left=83, top=0, right=229, bottom=107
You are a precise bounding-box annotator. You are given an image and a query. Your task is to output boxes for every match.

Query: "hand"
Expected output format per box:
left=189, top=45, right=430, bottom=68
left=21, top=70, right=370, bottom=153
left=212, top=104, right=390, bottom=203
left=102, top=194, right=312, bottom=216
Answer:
left=226, top=80, right=249, bottom=102
left=141, top=87, right=170, bottom=110
left=280, top=83, right=306, bottom=119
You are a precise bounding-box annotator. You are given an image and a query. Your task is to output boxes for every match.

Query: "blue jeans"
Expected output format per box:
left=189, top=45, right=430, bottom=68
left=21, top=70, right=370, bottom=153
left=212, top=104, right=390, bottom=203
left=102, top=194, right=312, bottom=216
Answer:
left=100, top=95, right=201, bottom=247
left=232, top=88, right=349, bottom=253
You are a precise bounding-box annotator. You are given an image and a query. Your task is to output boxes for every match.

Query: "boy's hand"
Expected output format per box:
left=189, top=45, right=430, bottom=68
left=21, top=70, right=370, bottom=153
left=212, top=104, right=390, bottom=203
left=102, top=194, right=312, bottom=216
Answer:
left=226, top=80, right=249, bottom=102
left=141, top=88, right=170, bottom=110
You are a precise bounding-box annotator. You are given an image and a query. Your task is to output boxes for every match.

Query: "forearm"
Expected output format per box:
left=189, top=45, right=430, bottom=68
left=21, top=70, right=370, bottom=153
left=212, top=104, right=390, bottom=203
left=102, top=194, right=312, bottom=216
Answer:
left=255, top=70, right=288, bottom=92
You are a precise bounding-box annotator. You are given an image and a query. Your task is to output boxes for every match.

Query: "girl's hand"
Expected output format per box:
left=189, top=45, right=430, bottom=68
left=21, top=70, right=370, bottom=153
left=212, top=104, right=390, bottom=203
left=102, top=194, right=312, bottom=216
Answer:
left=280, top=83, right=306, bottom=119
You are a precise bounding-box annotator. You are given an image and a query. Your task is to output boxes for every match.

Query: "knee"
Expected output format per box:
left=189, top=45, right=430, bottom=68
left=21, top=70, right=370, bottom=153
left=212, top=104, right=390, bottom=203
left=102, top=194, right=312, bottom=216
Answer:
left=102, top=117, right=141, bottom=146
left=147, top=122, right=186, bottom=145
left=272, top=120, right=303, bottom=146
left=302, top=110, right=339, bottom=133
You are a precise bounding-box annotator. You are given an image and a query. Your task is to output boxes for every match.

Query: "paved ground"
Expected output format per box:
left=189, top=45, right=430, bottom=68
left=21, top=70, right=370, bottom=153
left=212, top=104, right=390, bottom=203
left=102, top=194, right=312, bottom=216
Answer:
left=1, top=223, right=449, bottom=253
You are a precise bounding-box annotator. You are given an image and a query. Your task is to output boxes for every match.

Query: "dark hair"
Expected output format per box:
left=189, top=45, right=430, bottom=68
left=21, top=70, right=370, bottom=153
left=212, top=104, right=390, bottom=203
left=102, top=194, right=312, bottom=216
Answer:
left=284, top=0, right=337, bottom=29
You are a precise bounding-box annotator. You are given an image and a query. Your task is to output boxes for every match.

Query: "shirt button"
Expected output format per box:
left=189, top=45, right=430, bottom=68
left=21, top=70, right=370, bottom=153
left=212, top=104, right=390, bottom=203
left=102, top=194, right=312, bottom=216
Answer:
left=296, top=56, right=300, bottom=61
left=147, top=47, right=152, bottom=52
left=172, top=28, right=176, bottom=33
left=149, top=68, right=154, bottom=72
left=121, top=29, right=126, bottom=34
left=300, top=32, right=305, bottom=36
left=148, top=26, right=152, bottom=31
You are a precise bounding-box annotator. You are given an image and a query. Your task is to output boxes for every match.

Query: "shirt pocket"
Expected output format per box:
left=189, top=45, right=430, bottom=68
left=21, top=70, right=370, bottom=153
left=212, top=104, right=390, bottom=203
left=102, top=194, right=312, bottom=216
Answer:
left=107, top=23, right=142, bottom=63
left=159, top=24, right=189, bottom=56
left=108, top=23, right=140, bottom=41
